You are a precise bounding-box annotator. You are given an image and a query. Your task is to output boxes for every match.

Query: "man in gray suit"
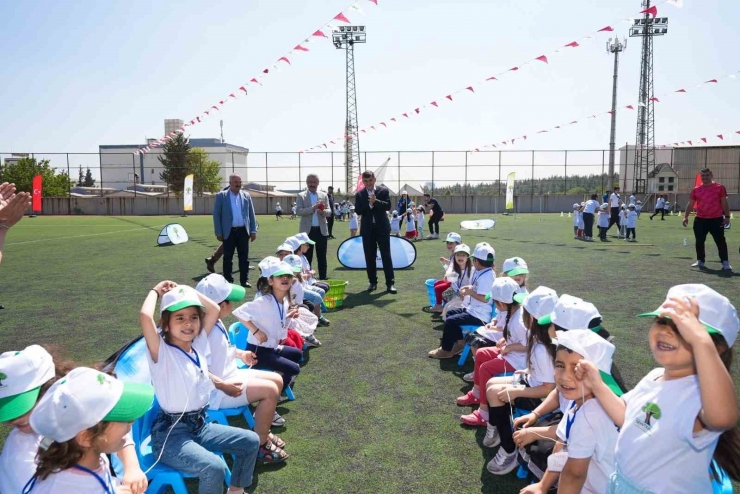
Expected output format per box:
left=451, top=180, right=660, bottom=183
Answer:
left=213, top=173, right=257, bottom=288
left=296, top=174, right=331, bottom=279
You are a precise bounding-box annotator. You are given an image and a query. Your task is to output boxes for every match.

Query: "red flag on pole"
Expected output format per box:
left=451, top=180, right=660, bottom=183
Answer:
left=535, top=55, right=548, bottom=64
left=445, top=95, right=453, bottom=101
left=701, top=137, right=707, bottom=143
left=639, top=5, right=658, bottom=17
left=334, top=13, right=350, bottom=23
left=717, top=134, right=724, bottom=140
left=564, top=41, right=579, bottom=48
left=466, top=86, right=475, bottom=92
left=704, top=79, right=718, bottom=84
left=32, top=175, right=42, bottom=213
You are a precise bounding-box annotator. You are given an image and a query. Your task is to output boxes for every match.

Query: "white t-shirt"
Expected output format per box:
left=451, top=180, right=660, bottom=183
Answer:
left=447, top=266, right=472, bottom=295
left=609, top=192, right=620, bottom=208
left=290, top=280, right=304, bottom=305
left=206, top=319, right=240, bottom=409
left=291, top=206, right=297, bottom=214
left=655, top=197, right=666, bottom=209
left=615, top=368, right=722, bottom=493
left=405, top=215, right=416, bottom=232
left=390, top=216, right=401, bottom=233
left=0, top=428, right=40, bottom=494
left=573, top=210, right=580, bottom=227
left=597, top=211, right=609, bottom=228
left=28, top=453, right=118, bottom=493
left=233, top=294, right=289, bottom=349
left=583, top=200, right=599, bottom=214
left=349, top=212, right=358, bottom=229
left=556, top=398, right=618, bottom=494
left=416, top=212, right=425, bottom=226
left=626, top=210, right=638, bottom=228
left=620, top=210, right=628, bottom=225
left=501, top=307, right=528, bottom=369
left=629, top=195, right=636, bottom=205
left=526, top=343, right=555, bottom=387
left=275, top=204, right=282, bottom=212
left=146, top=331, right=213, bottom=413
left=464, top=268, right=495, bottom=323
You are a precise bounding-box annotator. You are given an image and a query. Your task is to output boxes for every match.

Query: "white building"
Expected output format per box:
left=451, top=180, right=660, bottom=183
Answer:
left=99, top=138, right=249, bottom=190
left=164, top=119, right=184, bottom=135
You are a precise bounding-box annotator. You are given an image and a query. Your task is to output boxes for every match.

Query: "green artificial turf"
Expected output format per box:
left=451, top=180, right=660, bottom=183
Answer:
left=0, top=213, right=738, bottom=493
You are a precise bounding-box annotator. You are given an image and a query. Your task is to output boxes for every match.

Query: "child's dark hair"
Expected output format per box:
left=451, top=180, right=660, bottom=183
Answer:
left=257, top=276, right=273, bottom=295
left=522, top=308, right=556, bottom=367
left=452, top=253, right=473, bottom=278
left=475, top=257, right=494, bottom=268
left=158, top=306, right=206, bottom=343
left=33, top=422, right=112, bottom=480
left=501, top=301, right=521, bottom=341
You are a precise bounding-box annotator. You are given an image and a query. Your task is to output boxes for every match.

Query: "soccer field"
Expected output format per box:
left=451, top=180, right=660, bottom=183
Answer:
left=1, top=213, right=738, bottom=493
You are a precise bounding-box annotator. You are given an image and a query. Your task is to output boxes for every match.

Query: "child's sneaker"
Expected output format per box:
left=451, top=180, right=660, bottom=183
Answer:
left=486, top=447, right=518, bottom=475
left=456, top=390, right=479, bottom=406
left=271, top=411, right=286, bottom=427
left=722, top=261, right=733, bottom=271
left=482, top=424, right=500, bottom=448
left=305, top=335, right=322, bottom=347
left=691, top=260, right=706, bottom=269
left=462, top=371, right=475, bottom=382
left=460, top=409, right=487, bottom=426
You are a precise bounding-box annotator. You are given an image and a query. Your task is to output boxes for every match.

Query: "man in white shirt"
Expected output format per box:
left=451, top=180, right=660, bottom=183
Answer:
left=606, top=186, right=622, bottom=234
left=629, top=193, right=636, bottom=206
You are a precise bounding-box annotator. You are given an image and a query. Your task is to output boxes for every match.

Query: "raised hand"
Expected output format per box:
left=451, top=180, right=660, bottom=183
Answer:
left=659, top=296, right=708, bottom=346
left=0, top=192, right=32, bottom=228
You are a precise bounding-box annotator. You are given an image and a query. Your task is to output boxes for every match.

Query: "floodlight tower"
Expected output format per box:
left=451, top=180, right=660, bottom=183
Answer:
left=629, top=1, right=668, bottom=194
left=333, top=25, right=366, bottom=194
left=606, top=37, right=626, bottom=183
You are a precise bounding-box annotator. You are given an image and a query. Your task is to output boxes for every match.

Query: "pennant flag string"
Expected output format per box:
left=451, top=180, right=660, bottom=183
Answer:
left=656, top=128, right=740, bottom=148
left=470, top=69, right=739, bottom=152
left=301, top=0, right=681, bottom=152
left=136, top=0, right=380, bottom=155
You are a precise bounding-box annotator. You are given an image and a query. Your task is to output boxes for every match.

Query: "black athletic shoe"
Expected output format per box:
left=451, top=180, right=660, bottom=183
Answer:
left=205, top=257, right=215, bottom=273
left=367, top=283, right=377, bottom=292
left=387, top=285, right=398, bottom=294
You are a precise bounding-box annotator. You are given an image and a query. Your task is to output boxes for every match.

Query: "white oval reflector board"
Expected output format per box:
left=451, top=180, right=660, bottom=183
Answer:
left=460, top=219, right=495, bottom=230
left=157, top=223, right=189, bottom=245
left=110, top=337, right=151, bottom=385
left=336, top=236, right=417, bottom=269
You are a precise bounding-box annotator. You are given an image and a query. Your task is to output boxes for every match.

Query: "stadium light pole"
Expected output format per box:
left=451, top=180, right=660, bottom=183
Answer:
left=333, top=25, right=366, bottom=195
left=606, top=37, right=626, bottom=185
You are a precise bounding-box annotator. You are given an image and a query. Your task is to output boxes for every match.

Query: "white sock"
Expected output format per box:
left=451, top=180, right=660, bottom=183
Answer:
left=479, top=408, right=489, bottom=421
left=472, top=388, right=480, bottom=399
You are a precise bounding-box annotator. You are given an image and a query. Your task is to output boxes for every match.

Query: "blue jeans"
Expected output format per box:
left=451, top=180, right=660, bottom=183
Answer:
left=305, top=285, right=325, bottom=298
left=247, top=344, right=302, bottom=387
left=302, top=288, right=323, bottom=307
left=151, top=409, right=260, bottom=494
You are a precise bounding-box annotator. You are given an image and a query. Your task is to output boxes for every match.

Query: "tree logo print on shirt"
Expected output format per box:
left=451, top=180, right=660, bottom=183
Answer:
left=0, top=372, right=7, bottom=389
left=642, top=402, right=662, bottom=426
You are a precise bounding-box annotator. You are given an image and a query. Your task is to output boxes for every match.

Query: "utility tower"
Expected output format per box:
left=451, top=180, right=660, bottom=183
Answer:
left=629, top=1, right=668, bottom=194
left=606, top=37, right=626, bottom=184
left=333, top=25, right=366, bottom=194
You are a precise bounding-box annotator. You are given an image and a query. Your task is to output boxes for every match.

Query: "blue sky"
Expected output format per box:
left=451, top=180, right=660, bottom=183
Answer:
left=1, top=0, right=738, bottom=183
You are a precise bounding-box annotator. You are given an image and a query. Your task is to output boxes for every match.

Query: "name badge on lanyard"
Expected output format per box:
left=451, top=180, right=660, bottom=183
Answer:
left=166, top=341, right=213, bottom=396
left=274, top=294, right=286, bottom=328
left=216, top=321, right=237, bottom=363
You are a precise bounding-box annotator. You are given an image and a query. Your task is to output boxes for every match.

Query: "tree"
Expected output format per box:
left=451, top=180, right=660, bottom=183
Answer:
left=83, top=168, right=96, bottom=187
left=2, top=157, right=72, bottom=197
left=158, top=133, right=191, bottom=194
left=77, top=166, right=84, bottom=187
left=189, top=148, right=222, bottom=195
left=0, top=372, right=6, bottom=386
left=642, top=402, right=662, bottom=425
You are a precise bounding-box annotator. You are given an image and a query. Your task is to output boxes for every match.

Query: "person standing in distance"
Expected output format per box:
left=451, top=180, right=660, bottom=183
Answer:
left=296, top=174, right=331, bottom=280
left=354, top=170, right=396, bottom=293
left=213, top=173, right=257, bottom=288
left=326, top=186, right=336, bottom=239
left=424, top=193, right=444, bottom=239
left=606, top=186, right=622, bottom=234
left=683, top=168, right=732, bottom=271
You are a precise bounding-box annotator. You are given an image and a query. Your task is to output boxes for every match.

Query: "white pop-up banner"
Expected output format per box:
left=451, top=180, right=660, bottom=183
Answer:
left=157, top=223, right=189, bottom=246
left=183, top=174, right=194, bottom=212
left=505, top=172, right=515, bottom=211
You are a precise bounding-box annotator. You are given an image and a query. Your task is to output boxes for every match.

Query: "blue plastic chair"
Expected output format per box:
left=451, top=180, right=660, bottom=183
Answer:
left=206, top=405, right=255, bottom=429
left=457, top=308, right=498, bottom=366
left=425, top=279, right=437, bottom=307
left=711, top=460, right=733, bottom=494
left=228, top=322, right=296, bottom=401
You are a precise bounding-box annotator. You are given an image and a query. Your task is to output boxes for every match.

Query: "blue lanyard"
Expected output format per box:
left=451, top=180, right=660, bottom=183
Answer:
left=273, top=294, right=285, bottom=326
left=456, top=268, right=468, bottom=290
left=165, top=341, right=202, bottom=373
left=471, top=268, right=491, bottom=287
left=215, top=320, right=229, bottom=342
left=72, top=464, right=114, bottom=494
left=565, top=401, right=578, bottom=443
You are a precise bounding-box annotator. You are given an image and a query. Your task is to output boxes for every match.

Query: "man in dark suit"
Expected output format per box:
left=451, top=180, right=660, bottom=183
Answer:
left=212, top=174, right=257, bottom=288
left=354, top=170, right=396, bottom=293
left=326, top=185, right=336, bottom=239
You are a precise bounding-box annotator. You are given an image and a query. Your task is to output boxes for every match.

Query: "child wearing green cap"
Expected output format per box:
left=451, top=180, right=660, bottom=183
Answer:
left=577, top=284, right=740, bottom=493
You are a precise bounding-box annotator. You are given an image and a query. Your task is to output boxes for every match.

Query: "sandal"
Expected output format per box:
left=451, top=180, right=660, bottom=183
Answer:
left=257, top=440, right=289, bottom=463
left=268, top=432, right=285, bottom=449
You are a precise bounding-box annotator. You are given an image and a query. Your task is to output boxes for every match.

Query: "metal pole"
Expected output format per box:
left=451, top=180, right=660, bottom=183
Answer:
left=608, top=41, right=622, bottom=180
left=331, top=152, right=334, bottom=192
left=132, top=154, right=137, bottom=198
left=67, top=153, right=71, bottom=214
left=564, top=150, right=568, bottom=193
left=431, top=151, right=435, bottom=196
left=602, top=150, right=605, bottom=193
left=464, top=152, right=468, bottom=213
left=265, top=153, right=269, bottom=215
left=298, top=152, right=302, bottom=192
left=99, top=152, right=103, bottom=197
left=531, top=150, right=535, bottom=197
left=397, top=151, right=401, bottom=196
left=498, top=151, right=502, bottom=196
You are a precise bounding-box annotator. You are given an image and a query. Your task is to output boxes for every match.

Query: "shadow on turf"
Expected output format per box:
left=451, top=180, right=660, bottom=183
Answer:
left=341, top=290, right=397, bottom=311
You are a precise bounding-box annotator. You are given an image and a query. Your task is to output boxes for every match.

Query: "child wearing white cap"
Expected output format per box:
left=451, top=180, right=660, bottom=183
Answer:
left=390, top=211, right=401, bottom=236
left=293, top=233, right=331, bottom=295
left=573, top=203, right=582, bottom=239
left=274, top=202, right=283, bottom=220
left=427, top=233, right=464, bottom=313
left=140, top=282, right=260, bottom=492
left=195, top=274, right=290, bottom=463
left=290, top=202, right=297, bottom=219
left=520, top=330, right=621, bottom=493
left=430, top=242, right=472, bottom=314
left=404, top=209, right=417, bottom=240
left=22, top=367, right=154, bottom=494
left=626, top=203, right=638, bottom=242
left=283, top=254, right=324, bottom=344
left=597, top=203, right=610, bottom=241
left=233, top=257, right=303, bottom=390
left=577, top=284, right=740, bottom=493
left=348, top=206, right=358, bottom=236
left=501, top=256, right=529, bottom=293
left=619, top=204, right=628, bottom=239
left=0, top=346, right=148, bottom=494
left=429, top=243, right=496, bottom=359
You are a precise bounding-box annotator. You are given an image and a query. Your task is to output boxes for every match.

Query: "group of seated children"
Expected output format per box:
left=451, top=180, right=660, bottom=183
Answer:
left=424, top=236, right=740, bottom=493
left=0, top=237, right=340, bottom=492
left=389, top=205, right=426, bottom=240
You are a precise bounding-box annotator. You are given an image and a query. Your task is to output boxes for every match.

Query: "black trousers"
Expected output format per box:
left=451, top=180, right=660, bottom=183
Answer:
left=304, top=226, right=328, bottom=280
left=626, top=227, right=636, bottom=239
left=441, top=308, right=485, bottom=350
left=694, top=217, right=729, bottom=262
left=607, top=207, right=620, bottom=231
left=246, top=344, right=302, bottom=387
left=223, top=226, right=250, bottom=285
left=582, top=212, right=595, bottom=238
left=428, top=213, right=442, bottom=235
left=650, top=208, right=665, bottom=220
left=362, top=226, right=394, bottom=286
left=327, top=214, right=334, bottom=236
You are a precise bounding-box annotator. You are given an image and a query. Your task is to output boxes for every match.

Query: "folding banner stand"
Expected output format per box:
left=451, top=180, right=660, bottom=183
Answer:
left=460, top=219, right=495, bottom=230
left=157, top=223, right=189, bottom=246
left=336, top=236, right=417, bottom=269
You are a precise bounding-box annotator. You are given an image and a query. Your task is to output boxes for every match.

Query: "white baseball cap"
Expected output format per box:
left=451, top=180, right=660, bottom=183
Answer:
left=453, top=243, right=471, bottom=256
left=401, top=190, right=408, bottom=195
left=553, top=330, right=622, bottom=396
left=284, top=236, right=301, bottom=252
left=538, top=294, right=601, bottom=330
left=30, top=367, right=154, bottom=444
left=573, top=203, right=580, bottom=209
left=445, top=232, right=462, bottom=243
left=0, top=345, right=55, bottom=422
left=638, top=284, right=739, bottom=347
left=473, top=242, right=495, bottom=262
left=160, top=285, right=205, bottom=316
left=275, top=242, right=293, bottom=254
left=195, top=274, right=246, bottom=304
left=515, top=286, right=558, bottom=319
left=502, top=257, right=529, bottom=277
left=392, top=210, right=398, bottom=215
left=283, top=254, right=303, bottom=273
left=600, top=203, right=608, bottom=210
left=259, top=256, right=295, bottom=278
left=490, top=277, right=520, bottom=304
left=295, top=232, right=316, bottom=246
